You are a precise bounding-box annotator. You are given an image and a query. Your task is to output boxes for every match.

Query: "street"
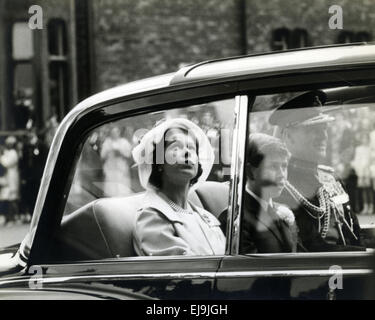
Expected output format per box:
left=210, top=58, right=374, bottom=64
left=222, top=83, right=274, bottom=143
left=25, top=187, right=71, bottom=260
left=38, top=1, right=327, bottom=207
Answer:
left=0, top=223, right=30, bottom=248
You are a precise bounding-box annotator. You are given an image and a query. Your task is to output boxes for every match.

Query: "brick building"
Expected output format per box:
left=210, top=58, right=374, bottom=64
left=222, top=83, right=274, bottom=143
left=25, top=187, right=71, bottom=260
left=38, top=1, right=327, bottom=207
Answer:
left=0, top=0, right=374, bottom=132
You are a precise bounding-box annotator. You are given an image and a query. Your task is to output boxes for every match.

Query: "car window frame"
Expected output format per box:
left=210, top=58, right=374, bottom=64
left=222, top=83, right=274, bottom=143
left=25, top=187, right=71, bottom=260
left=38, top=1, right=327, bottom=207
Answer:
left=24, top=66, right=375, bottom=267
left=28, top=89, right=240, bottom=265
left=232, top=86, right=375, bottom=257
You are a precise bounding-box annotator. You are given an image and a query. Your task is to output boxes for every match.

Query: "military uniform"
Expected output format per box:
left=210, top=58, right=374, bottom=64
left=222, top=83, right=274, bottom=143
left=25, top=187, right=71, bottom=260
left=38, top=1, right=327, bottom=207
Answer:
left=277, top=157, right=363, bottom=252
left=269, top=90, right=364, bottom=252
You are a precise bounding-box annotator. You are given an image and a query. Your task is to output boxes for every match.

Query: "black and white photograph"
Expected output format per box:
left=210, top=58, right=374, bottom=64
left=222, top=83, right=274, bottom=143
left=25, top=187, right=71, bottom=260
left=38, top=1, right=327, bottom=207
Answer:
left=0, top=0, right=375, bottom=303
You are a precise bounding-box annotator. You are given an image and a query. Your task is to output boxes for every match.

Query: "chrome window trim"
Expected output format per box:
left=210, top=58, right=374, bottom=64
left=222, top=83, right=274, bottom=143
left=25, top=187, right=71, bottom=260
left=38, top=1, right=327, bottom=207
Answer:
left=215, top=269, right=373, bottom=278
left=239, top=249, right=375, bottom=258
left=46, top=249, right=375, bottom=267
left=54, top=254, right=226, bottom=264
left=227, top=95, right=248, bottom=255
left=0, top=272, right=217, bottom=287
left=0, top=269, right=372, bottom=288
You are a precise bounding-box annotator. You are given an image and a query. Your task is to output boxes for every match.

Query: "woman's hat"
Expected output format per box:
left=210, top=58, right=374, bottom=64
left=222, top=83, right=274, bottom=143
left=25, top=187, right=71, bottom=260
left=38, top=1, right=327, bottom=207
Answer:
left=132, top=118, right=215, bottom=191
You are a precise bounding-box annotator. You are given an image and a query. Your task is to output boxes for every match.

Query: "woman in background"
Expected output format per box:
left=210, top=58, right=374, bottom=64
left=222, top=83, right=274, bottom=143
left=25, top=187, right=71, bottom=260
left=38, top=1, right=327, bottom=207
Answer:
left=101, top=126, right=133, bottom=197
left=0, top=136, right=20, bottom=225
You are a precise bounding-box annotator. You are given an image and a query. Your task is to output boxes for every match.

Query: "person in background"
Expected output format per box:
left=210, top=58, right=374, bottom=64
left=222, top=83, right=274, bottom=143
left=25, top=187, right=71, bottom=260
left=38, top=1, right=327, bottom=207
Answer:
left=351, top=133, right=373, bottom=215
left=101, top=126, right=133, bottom=196
left=369, top=127, right=375, bottom=215
left=0, top=145, right=5, bottom=225
left=0, top=136, right=20, bottom=225
left=44, top=115, right=59, bottom=147
left=18, top=132, right=47, bottom=222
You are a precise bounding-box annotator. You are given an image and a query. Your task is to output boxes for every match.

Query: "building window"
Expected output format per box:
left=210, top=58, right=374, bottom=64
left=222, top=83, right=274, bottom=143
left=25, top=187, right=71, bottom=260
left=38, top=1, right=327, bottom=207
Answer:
left=47, top=19, right=69, bottom=122
left=11, top=22, right=35, bottom=130
left=12, top=22, right=34, bottom=60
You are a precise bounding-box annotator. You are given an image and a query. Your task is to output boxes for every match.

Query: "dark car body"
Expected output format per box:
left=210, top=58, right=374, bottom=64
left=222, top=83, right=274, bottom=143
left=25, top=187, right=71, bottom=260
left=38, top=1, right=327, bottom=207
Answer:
left=1, top=43, right=375, bottom=300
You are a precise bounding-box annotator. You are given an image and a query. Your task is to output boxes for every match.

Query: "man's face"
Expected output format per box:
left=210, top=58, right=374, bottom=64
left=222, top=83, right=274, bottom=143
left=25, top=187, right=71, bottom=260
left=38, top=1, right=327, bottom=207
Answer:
left=285, top=122, right=328, bottom=163
left=250, top=152, right=289, bottom=199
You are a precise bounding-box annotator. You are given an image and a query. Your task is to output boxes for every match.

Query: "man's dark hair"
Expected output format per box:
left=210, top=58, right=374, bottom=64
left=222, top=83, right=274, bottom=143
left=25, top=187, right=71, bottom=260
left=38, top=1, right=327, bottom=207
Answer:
left=246, top=133, right=290, bottom=179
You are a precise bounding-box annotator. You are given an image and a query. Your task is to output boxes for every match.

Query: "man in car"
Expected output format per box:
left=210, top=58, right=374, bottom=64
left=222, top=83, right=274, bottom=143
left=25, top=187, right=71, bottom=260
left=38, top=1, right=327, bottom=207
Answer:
left=239, top=133, right=298, bottom=253
left=269, top=90, right=365, bottom=252
left=219, top=133, right=298, bottom=253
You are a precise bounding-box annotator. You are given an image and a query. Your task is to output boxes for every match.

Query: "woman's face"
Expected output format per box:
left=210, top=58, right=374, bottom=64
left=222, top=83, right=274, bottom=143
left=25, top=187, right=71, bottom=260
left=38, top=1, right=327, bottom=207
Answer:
left=161, top=128, right=199, bottom=186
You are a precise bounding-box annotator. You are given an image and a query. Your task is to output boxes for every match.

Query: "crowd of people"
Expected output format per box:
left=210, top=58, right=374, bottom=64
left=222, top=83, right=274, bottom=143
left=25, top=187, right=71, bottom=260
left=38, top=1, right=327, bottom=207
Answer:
left=0, top=132, right=48, bottom=226
left=329, top=109, right=375, bottom=216
left=0, top=115, right=58, bottom=226
left=72, top=104, right=233, bottom=206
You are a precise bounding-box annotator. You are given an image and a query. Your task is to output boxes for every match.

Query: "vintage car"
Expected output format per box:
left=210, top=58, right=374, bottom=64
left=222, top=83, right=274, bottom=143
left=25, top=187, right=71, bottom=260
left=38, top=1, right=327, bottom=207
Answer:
left=1, top=43, right=375, bottom=300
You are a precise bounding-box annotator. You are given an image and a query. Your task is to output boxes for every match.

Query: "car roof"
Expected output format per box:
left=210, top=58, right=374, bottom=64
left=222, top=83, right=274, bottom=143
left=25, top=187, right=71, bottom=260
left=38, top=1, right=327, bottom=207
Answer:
left=74, top=43, right=375, bottom=114
left=172, top=43, right=375, bottom=84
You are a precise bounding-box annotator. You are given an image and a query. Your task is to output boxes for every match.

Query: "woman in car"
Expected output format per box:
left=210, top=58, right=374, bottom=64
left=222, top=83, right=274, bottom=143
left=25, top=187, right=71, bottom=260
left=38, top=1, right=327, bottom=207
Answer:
left=132, top=118, right=226, bottom=256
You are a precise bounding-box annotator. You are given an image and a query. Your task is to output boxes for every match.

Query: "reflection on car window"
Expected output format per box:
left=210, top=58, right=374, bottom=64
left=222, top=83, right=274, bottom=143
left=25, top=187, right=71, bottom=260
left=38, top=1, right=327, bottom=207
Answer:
left=242, top=86, right=375, bottom=254
left=58, top=99, right=235, bottom=261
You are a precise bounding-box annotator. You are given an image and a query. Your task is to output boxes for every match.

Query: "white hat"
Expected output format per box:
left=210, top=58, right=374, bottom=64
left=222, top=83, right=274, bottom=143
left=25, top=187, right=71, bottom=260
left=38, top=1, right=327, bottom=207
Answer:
left=132, top=118, right=215, bottom=191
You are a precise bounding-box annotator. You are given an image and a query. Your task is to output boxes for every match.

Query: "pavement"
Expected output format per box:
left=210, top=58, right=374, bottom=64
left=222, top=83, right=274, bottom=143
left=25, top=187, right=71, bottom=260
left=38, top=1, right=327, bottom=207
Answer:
left=0, top=221, right=30, bottom=248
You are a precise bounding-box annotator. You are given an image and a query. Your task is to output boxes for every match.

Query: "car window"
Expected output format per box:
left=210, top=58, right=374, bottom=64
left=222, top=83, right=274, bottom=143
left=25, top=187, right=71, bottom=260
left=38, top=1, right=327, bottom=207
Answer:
left=239, top=85, right=375, bottom=254
left=57, top=98, right=235, bottom=261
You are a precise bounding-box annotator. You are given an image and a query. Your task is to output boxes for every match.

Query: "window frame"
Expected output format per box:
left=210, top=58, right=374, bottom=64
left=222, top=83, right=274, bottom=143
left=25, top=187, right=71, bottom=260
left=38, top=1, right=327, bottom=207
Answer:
left=25, top=66, right=375, bottom=267
left=10, top=21, right=36, bottom=130
left=27, top=85, right=240, bottom=265
left=47, top=18, right=70, bottom=121
left=234, top=87, right=375, bottom=257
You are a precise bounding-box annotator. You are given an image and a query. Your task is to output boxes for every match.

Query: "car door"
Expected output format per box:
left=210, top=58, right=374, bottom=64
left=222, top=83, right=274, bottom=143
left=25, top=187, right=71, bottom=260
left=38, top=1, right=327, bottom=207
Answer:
left=5, top=87, right=239, bottom=300
left=215, top=82, right=375, bottom=300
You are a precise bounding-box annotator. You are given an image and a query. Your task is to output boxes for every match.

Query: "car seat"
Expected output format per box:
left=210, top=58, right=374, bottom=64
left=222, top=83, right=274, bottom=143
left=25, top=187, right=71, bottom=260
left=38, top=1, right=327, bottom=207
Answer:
left=55, top=181, right=229, bottom=261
